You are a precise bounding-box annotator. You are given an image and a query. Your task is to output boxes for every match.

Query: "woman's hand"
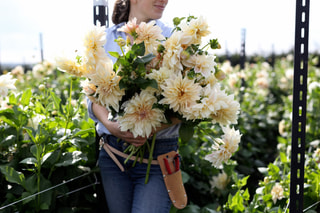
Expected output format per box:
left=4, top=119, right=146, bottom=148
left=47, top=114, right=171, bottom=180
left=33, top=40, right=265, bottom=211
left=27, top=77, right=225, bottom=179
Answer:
left=106, top=121, right=148, bottom=147
left=92, top=102, right=148, bottom=147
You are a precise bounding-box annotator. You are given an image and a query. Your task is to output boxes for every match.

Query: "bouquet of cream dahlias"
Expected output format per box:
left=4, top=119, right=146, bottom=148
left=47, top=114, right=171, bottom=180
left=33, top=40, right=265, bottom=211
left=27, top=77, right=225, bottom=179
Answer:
left=56, top=16, right=242, bottom=180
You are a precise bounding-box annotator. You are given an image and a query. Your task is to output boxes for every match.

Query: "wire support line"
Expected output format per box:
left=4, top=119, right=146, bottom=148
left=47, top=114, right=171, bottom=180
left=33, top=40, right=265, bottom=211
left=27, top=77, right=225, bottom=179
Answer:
left=0, top=171, right=96, bottom=210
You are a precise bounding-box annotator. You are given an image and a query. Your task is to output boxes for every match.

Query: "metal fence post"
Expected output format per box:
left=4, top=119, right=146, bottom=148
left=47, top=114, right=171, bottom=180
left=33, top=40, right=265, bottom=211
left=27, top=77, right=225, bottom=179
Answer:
left=93, top=0, right=109, bottom=27
left=240, top=28, right=246, bottom=70
left=290, top=0, right=310, bottom=212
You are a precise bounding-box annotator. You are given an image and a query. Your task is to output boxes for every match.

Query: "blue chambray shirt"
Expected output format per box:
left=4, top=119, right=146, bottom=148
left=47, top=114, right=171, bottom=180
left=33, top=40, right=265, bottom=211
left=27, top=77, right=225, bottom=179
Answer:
left=87, top=20, right=181, bottom=139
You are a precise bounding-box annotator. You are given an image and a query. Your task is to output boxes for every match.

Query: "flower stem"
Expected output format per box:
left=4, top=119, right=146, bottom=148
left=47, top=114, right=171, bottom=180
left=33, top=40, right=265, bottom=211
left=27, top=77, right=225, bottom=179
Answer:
left=145, top=133, right=157, bottom=184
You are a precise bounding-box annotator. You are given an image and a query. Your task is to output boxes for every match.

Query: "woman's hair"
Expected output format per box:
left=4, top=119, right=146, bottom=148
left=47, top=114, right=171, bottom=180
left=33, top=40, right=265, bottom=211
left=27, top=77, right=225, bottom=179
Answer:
left=112, top=0, right=130, bottom=25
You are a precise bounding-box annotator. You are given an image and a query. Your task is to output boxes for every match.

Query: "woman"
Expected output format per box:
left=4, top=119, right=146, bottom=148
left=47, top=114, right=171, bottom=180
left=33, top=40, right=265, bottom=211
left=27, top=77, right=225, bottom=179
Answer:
left=87, top=0, right=181, bottom=212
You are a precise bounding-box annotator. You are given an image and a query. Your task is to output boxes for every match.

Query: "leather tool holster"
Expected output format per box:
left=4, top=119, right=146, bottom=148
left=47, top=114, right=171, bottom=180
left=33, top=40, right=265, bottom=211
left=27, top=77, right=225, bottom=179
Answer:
left=157, top=151, right=187, bottom=209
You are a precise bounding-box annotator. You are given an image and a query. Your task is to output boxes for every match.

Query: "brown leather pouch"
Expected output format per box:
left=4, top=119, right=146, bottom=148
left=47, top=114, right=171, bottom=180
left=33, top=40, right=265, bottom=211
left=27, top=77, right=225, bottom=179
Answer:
left=157, top=151, right=187, bottom=209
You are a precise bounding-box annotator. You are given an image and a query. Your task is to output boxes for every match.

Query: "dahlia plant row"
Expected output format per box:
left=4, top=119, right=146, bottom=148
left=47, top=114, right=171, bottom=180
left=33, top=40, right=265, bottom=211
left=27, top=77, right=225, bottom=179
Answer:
left=0, top=52, right=320, bottom=212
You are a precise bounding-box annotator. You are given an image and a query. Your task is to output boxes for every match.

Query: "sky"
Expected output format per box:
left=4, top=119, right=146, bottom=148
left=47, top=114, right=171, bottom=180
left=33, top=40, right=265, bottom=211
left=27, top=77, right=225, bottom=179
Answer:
left=0, top=0, right=319, bottom=65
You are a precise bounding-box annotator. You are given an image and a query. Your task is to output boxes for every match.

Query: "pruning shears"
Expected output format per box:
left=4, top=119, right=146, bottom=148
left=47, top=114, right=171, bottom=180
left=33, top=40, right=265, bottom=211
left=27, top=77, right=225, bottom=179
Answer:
left=163, top=153, right=180, bottom=174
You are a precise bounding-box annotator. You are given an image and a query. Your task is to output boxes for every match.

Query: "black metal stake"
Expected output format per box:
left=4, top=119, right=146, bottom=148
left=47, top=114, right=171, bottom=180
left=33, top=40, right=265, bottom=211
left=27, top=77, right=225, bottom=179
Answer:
left=240, top=28, right=246, bottom=70
left=93, top=0, right=109, bottom=27
left=290, top=0, right=310, bottom=212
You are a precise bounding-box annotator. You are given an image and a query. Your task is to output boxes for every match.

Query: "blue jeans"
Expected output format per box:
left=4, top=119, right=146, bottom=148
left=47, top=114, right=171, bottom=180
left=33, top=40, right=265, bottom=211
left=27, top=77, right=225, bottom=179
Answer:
left=98, top=135, right=179, bottom=213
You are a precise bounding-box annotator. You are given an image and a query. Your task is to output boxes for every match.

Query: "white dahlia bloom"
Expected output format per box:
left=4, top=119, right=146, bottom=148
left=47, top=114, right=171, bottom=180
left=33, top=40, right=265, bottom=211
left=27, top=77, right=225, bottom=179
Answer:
left=180, top=16, right=211, bottom=44
left=90, top=61, right=124, bottom=112
left=159, top=73, right=201, bottom=114
left=162, top=31, right=192, bottom=71
left=118, top=90, right=166, bottom=138
left=182, top=54, right=216, bottom=78
left=135, top=20, right=164, bottom=55
left=205, top=126, right=241, bottom=167
left=0, top=73, right=17, bottom=96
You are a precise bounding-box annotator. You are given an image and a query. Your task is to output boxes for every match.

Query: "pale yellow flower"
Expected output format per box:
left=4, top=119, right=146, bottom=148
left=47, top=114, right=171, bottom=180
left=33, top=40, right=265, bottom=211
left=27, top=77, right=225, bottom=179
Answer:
left=80, top=79, right=97, bottom=96
left=221, top=60, right=233, bottom=74
left=118, top=90, right=166, bottom=138
left=118, top=17, right=139, bottom=36
left=0, top=73, right=17, bottom=96
left=56, top=56, right=88, bottom=77
left=146, top=67, right=173, bottom=94
left=182, top=84, right=225, bottom=120
left=11, top=65, right=24, bottom=76
left=83, top=24, right=110, bottom=66
left=162, top=31, right=192, bottom=71
left=199, top=72, right=218, bottom=87
left=159, top=73, right=201, bottom=113
left=221, top=125, right=242, bottom=154
left=135, top=21, right=164, bottom=55
left=32, top=63, right=46, bottom=78
left=180, top=16, right=211, bottom=44
left=210, top=92, right=240, bottom=125
left=90, top=61, right=124, bottom=112
left=182, top=54, right=216, bottom=78
left=271, top=183, right=284, bottom=204
left=210, top=172, right=229, bottom=191
left=205, top=126, right=241, bottom=167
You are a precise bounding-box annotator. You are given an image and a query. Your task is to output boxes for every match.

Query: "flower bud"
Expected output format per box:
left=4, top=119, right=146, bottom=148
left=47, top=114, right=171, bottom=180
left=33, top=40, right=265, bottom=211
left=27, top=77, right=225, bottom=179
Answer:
left=51, top=110, right=58, bottom=116
left=38, top=84, right=46, bottom=91
left=215, top=69, right=226, bottom=81
left=180, top=50, right=191, bottom=61
left=115, top=38, right=126, bottom=47
left=157, top=44, right=165, bottom=53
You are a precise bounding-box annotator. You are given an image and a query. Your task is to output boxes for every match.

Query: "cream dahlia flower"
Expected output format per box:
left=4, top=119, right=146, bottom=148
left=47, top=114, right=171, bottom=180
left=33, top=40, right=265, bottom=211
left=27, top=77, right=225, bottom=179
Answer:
left=118, top=90, right=166, bottom=138
left=0, top=73, right=17, bottom=96
left=162, top=31, right=192, bottom=71
left=182, top=84, right=226, bottom=120
left=210, top=172, right=229, bottom=191
left=182, top=54, right=216, bottom=78
left=90, top=61, right=124, bottom=112
left=118, top=17, right=139, bottom=36
left=56, top=56, right=88, bottom=77
left=205, top=126, right=241, bottom=167
left=146, top=67, right=173, bottom=94
left=199, top=72, right=218, bottom=87
left=135, top=21, right=164, bottom=55
left=210, top=92, right=240, bottom=125
left=83, top=24, right=110, bottom=66
left=159, top=73, right=201, bottom=113
left=180, top=16, right=211, bottom=44
left=80, top=79, right=97, bottom=96
left=271, top=183, right=284, bottom=204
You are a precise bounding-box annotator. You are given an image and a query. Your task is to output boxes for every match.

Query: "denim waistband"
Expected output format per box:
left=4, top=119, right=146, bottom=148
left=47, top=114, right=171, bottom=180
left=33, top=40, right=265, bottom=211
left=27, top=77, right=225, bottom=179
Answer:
left=102, top=134, right=179, bottom=159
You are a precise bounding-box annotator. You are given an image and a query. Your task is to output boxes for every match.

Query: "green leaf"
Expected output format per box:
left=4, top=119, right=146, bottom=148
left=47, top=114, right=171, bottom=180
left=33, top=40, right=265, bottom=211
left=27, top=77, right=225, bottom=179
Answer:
left=50, top=91, right=62, bottom=112
left=55, top=151, right=87, bottom=167
left=24, top=127, right=36, bottom=143
left=8, top=92, right=18, bottom=105
left=1, top=135, right=16, bottom=146
left=0, top=166, right=25, bottom=187
left=108, top=51, right=120, bottom=58
left=134, top=78, right=158, bottom=90
left=20, top=157, right=37, bottom=165
left=134, top=53, right=155, bottom=64
left=72, top=128, right=94, bottom=137
left=30, top=144, right=38, bottom=158
left=0, top=116, right=18, bottom=128
left=179, top=123, right=195, bottom=143
left=131, top=42, right=145, bottom=56
left=20, top=88, right=32, bottom=106
left=279, top=152, right=288, bottom=163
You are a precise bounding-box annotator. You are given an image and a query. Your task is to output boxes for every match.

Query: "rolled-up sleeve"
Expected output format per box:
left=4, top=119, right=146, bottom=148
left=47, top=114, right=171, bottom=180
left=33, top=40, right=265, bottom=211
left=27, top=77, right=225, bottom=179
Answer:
left=86, top=97, right=99, bottom=123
